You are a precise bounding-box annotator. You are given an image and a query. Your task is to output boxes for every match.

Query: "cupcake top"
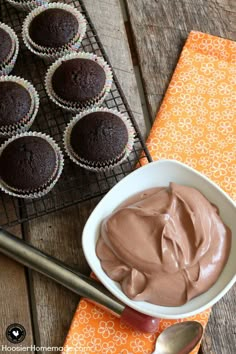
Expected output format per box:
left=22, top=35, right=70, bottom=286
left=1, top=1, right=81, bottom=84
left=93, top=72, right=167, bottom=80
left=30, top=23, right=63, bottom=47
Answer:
left=0, top=136, right=58, bottom=191
left=29, top=8, right=79, bottom=48
left=51, top=58, right=106, bottom=103
left=0, top=27, right=13, bottom=64
left=70, top=111, right=129, bottom=163
left=0, top=81, right=31, bottom=128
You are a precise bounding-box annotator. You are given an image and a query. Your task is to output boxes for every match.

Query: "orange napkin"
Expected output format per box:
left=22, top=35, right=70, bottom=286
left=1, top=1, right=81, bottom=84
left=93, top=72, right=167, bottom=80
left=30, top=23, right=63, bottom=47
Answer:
left=62, top=31, right=236, bottom=354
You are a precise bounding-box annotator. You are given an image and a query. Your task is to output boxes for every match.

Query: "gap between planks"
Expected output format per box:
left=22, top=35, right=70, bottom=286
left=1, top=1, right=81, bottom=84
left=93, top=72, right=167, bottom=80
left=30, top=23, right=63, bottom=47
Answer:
left=120, top=0, right=152, bottom=134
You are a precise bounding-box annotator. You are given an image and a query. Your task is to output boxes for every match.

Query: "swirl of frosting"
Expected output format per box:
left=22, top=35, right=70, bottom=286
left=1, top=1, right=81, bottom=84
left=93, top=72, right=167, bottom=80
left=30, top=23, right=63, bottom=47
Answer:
left=96, top=183, right=231, bottom=306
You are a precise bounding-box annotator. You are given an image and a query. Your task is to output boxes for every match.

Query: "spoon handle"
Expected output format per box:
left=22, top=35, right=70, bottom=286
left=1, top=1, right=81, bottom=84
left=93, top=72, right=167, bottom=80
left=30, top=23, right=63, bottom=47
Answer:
left=0, top=228, right=159, bottom=333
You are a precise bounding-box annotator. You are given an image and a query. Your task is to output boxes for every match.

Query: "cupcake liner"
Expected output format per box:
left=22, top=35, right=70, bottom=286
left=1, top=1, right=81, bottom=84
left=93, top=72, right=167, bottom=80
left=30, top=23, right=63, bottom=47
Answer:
left=0, top=75, right=40, bottom=137
left=23, top=3, right=86, bottom=52
left=0, top=132, right=64, bottom=199
left=0, top=99, right=37, bottom=138
left=0, top=91, right=39, bottom=137
left=0, top=23, right=16, bottom=64
left=5, top=0, right=48, bottom=12
left=22, top=3, right=87, bottom=60
left=0, top=23, right=19, bottom=75
left=45, top=52, right=113, bottom=113
left=64, top=107, right=135, bottom=172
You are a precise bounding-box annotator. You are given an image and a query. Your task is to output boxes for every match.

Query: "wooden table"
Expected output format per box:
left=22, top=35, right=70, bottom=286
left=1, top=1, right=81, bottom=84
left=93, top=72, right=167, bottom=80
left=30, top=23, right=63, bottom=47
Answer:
left=0, top=0, right=235, bottom=353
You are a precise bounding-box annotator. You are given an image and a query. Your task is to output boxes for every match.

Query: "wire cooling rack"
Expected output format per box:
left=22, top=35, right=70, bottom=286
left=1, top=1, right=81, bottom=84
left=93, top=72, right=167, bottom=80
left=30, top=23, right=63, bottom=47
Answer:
left=0, top=0, right=152, bottom=228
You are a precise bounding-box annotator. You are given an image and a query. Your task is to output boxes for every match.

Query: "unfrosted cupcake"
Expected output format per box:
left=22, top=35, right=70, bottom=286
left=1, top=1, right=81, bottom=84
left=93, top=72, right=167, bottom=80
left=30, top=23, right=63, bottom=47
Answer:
left=45, top=52, right=113, bottom=112
left=0, top=76, right=39, bottom=137
left=0, top=23, right=19, bottom=75
left=5, top=0, right=49, bottom=13
left=0, top=132, right=64, bottom=198
left=22, top=3, right=86, bottom=60
left=0, top=27, right=13, bottom=65
left=64, top=108, right=135, bottom=172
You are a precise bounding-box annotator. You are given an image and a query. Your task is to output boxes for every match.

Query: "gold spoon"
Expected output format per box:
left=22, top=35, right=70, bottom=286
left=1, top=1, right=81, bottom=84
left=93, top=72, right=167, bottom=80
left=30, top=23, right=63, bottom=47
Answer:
left=152, top=321, right=203, bottom=354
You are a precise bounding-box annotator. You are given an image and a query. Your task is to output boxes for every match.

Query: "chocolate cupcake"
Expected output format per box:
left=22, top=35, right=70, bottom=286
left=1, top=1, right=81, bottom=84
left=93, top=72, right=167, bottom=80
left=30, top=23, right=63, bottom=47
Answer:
left=64, top=108, right=135, bottom=171
left=0, top=76, right=39, bottom=137
left=22, top=3, right=86, bottom=60
left=45, top=52, right=113, bottom=112
left=0, top=28, right=13, bottom=64
left=0, top=132, right=64, bottom=198
left=0, top=23, right=19, bottom=75
left=29, top=8, right=78, bottom=48
left=52, top=59, right=105, bottom=102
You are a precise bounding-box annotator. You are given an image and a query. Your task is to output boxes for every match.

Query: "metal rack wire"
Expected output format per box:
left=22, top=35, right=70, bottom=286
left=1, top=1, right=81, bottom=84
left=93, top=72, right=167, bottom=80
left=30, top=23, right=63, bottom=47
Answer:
left=0, top=0, right=152, bottom=228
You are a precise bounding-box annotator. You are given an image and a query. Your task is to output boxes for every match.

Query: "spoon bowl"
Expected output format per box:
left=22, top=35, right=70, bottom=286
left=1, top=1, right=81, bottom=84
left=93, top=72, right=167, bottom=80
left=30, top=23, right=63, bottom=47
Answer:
left=153, top=321, right=203, bottom=354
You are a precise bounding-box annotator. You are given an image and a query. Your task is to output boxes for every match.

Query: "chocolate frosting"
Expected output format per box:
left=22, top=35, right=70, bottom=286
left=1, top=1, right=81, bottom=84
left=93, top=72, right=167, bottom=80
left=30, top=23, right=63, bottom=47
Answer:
left=96, top=183, right=231, bottom=306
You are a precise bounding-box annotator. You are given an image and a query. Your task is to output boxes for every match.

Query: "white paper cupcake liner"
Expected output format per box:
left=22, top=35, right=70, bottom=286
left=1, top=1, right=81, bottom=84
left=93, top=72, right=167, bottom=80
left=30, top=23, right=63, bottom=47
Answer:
left=45, top=52, right=113, bottom=113
left=5, top=0, right=48, bottom=12
left=0, top=99, right=37, bottom=137
left=64, top=107, right=135, bottom=172
left=0, top=132, right=64, bottom=199
left=0, top=23, right=19, bottom=75
left=22, top=3, right=87, bottom=60
left=0, top=75, right=40, bottom=137
left=0, top=23, right=16, bottom=64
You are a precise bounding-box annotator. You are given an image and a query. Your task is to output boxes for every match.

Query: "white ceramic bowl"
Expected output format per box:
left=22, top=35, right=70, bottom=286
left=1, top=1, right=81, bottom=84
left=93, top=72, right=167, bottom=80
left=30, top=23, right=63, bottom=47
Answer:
left=82, top=160, right=236, bottom=319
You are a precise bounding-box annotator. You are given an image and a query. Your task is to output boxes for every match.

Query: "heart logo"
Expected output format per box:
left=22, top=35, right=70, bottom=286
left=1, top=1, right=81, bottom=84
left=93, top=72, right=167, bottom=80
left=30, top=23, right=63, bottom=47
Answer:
left=12, top=330, right=19, bottom=337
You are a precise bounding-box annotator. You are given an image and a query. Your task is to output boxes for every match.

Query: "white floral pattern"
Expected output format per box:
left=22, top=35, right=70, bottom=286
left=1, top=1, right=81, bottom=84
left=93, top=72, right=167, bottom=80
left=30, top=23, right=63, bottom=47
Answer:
left=130, top=338, right=146, bottom=352
left=113, top=331, right=128, bottom=345
left=145, top=31, right=236, bottom=202
left=98, top=321, right=116, bottom=338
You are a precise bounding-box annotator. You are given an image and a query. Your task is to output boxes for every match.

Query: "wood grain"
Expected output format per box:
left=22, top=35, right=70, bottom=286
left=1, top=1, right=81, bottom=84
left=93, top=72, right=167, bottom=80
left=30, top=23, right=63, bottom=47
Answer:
left=125, top=0, right=236, bottom=120
left=125, top=1, right=236, bottom=353
left=0, top=223, right=34, bottom=351
left=23, top=202, right=94, bottom=348
left=24, top=0, right=146, bottom=349
left=1, top=0, right=234, bottom=352
left=83, top=0, right=146, bottom=136
left=202, top=286, right=236, bottom=354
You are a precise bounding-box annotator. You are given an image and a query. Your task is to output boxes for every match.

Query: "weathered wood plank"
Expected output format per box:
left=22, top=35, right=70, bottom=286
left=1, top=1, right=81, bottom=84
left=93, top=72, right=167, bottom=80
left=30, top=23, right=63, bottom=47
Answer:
left=125, top=0, right=236, bottom=120
left=125, top=1, right=236, bottom=353
left=25, top=0, right=147, bottom=348
left=84, top=0, right=146, bottom=136
left=202, top=286, right=236, bottom=354
left=0, top=222, right=34, bottom=352
left=24, top=202, right=93, bottom=348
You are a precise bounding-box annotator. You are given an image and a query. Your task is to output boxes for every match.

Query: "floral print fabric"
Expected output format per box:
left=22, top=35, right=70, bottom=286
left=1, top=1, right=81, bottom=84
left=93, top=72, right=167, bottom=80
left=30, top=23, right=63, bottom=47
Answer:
left=63, top=299, right=210, bottom=353
left=143, top=31, right=236, bottom=201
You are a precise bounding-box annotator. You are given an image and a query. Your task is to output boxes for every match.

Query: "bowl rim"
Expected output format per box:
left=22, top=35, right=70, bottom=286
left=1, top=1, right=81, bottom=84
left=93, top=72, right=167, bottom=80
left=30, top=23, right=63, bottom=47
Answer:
left=82, top=159, right=236, bottom=318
